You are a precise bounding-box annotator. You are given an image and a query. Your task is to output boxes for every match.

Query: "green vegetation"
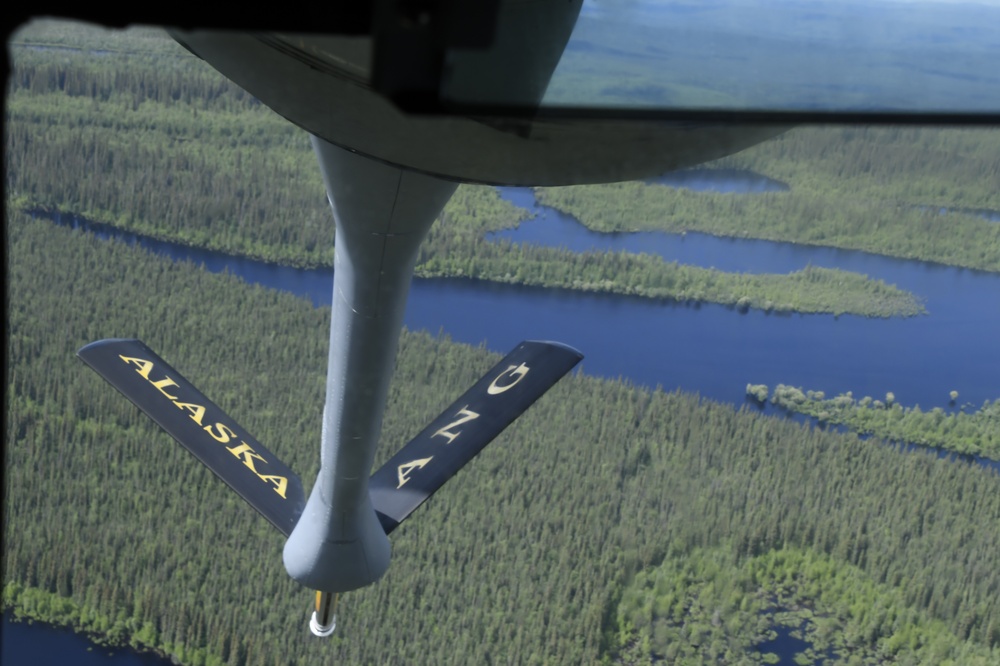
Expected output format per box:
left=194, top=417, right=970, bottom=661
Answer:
left=713, top=126, right=1000, bottom=210
left=5, top=21, right=928, bottom=317
left=6, top=20, right=1000, bottom=665
left=5, top=208, right=1000, bottom=664
left=419, top=240, right=925, bottom=317
left=766, top=385, right=1000, bottom=459
left=613, top=546, right=996, bottom=665
left=535, top=126, right=1000, bottom=273
left=746, top=384, right=769, bottom=403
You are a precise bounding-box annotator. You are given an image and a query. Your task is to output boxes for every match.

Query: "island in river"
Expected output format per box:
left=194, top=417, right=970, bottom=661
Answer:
left=7, top=206, right=1000, bottom=664
left=4, top=19, right=1000, bottom=666
left=6, top=22, right=959, bottom=319
left=755, top=384, right=1000, bottom=460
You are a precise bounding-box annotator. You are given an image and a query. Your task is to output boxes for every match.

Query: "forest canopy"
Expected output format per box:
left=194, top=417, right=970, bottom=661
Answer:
left=6, top=19, right=1000, bottom=666
left=5, top=208, right=1000, bottom=664
left=3, top=22, right=948, bottom=318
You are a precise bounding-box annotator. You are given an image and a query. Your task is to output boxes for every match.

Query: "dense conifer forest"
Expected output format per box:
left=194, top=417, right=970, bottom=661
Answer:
left=6, top=19, right=1000, bottom=666
left=6, top=208, right=1000, bottom=664
left=5, top=21, right=929, bottom=318
left=535, top=128, right=1000, bottom=273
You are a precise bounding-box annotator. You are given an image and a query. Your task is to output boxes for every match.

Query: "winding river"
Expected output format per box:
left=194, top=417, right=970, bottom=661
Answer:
left=487, top=187, right=1000, bottom=414
left=8, top=173, right=999, bottom=664
left=40, top=188, right=1000, bottom=415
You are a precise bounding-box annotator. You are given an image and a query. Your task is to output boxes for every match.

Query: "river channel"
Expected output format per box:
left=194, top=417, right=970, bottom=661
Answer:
left=39, top=185, right=1000, bottom=414
left=487, top=187, right=999, bottom=413
left=8, top=175, right=999, bottom=665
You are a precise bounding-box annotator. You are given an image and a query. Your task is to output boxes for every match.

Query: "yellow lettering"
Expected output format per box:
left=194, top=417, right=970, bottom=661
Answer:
left=204, top=422, right=237, bottom=443
left=258, top=474, right=289, bottom=498
left=174, top=401, right=207, bottom=426
left=397, top=457, right=433, bottom=488
left=259, top=474, right=289, bottom=498
left=119, top=355, right=154, bottom=379
left=431, top=406, right=480, bottom=444
left=487, top=363, right=530, bottom=395
left=227, top=442, right=268, bottom=474
left=149, top=376, right=180, bottom=401
left=227, top=444, right=287, bottom=497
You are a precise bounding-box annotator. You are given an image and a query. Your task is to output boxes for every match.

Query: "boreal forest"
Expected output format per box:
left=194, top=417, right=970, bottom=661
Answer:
left=5, top=19, right=1000, bottom=666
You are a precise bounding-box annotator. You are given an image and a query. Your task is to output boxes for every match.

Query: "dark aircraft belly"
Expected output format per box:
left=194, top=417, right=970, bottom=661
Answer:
left=171, top=31, right=786, bottom=186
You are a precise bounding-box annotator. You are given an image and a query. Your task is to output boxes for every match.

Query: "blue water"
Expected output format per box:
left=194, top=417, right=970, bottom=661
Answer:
left=755, top=621, right=830, bottom=665
left=489, top=189, right=1000, bottom=275
left=918, top=205, right=1000, bottom=223
left=14, top=184, right=1000, bottom=660
left=1, top=612, right=167, bottom=665
left=490, top=188, right=1000, bottom=415
left=46, top=197, right=1000, bottom=415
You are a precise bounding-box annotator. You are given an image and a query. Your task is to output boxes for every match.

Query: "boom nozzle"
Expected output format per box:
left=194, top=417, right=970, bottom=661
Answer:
left=310, top=590, right=338, bottom=637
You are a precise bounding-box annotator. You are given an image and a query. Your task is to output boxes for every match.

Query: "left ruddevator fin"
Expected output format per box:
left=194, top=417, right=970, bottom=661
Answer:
left=369, top=340, right=583, bottom=534
left=77, top=339, right=306, bottom=537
